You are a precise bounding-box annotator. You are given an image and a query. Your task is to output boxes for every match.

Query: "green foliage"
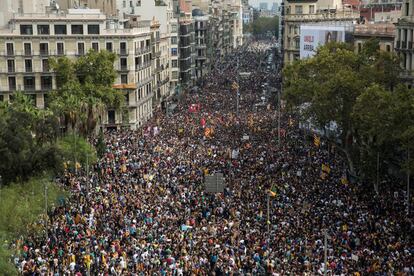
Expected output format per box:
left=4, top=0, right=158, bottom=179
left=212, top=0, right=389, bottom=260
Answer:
left=283, top=39, right=412, bottom=181
left=244, top=16, right=279, bottom=37
left=56, top=134, right=97, bottom=171
left=96, top=129, right=106, bottom=159
left=49, top=50, right=124, bottom=136
left=0, top=176, right=67, bottom=274
left=0, top=93, right=61, bottom=184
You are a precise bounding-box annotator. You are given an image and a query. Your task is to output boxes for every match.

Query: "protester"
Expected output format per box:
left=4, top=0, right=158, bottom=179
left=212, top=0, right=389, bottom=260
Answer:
left=15, top=41, right=413, bottom=275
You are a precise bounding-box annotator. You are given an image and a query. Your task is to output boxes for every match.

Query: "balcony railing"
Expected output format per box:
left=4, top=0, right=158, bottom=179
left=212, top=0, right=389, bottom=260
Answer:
left=135, top=61, right=151, bottom=71
left=119, top=65, right=129, bottom=71
left=118, top=49, right=129, bottom=55
left=6, top=50, right=14, bottom=56
left=24, top=50, right=33, bottom=56
left=135, top=47, right=151, bottom=55
left=24, top=85, right=36, bottom=91
left=8, top=67, right=15, bottom=73
left=41, top=84, right=53, bottom=90
left=9, top=85, right=16, bottom=91
left=25, top=67, right=33, bottom=73
left=40, top=50, right=49, bottom=56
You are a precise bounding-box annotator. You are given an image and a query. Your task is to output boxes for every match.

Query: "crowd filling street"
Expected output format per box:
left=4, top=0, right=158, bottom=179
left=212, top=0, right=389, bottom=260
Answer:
left=15, top=41, right=413, bottom=275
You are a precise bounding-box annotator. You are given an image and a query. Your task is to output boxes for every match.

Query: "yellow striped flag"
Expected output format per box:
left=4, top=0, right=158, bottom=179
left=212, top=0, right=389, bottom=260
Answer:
left=321, top=164, right=331, bottom=174
left=314, top=134, right=320, bottom=147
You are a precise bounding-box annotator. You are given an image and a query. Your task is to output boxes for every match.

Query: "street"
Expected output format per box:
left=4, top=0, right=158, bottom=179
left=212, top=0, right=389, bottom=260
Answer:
left=17, top=41, right=413, bottom=275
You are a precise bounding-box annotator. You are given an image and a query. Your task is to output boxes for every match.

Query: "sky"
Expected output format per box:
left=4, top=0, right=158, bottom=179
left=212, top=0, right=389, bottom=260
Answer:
left=249, top=0, right=280, bottom=9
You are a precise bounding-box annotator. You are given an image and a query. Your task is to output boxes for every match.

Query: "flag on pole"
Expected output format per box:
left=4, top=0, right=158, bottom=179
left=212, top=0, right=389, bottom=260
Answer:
left=268, top=185, right=277, bottom=197
left=314, top=134, right=320, bottom=147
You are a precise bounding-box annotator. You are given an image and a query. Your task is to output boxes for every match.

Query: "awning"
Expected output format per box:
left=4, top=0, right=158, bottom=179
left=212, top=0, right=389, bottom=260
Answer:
left=112, top=83, right=137, bottom=89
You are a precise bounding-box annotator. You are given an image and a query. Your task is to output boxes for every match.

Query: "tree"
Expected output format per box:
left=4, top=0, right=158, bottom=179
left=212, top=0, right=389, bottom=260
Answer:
left=50, top=50, right=124, bottom=136
left=352, top=85, right=393, bottom=187
left=0, top=93, right=61, bottom=184
left=245, top=16, right=279, bottom=38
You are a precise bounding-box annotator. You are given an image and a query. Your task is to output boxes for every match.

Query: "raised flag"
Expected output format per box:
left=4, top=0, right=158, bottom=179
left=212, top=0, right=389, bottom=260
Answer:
left=321, top=164, right=331, bottom=174
left=314, top=134, right=320, bottom=147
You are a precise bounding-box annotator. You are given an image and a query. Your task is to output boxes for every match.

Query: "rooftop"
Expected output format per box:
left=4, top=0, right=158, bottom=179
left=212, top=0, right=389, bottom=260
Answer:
left=354, top=23, right=395, bottom=37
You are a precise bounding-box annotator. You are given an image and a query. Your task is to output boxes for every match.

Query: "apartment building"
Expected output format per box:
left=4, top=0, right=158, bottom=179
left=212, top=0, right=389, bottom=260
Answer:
left=283, top=0, right=359, bottom=64
left=193, top=9, right=210, bottom=78
left=395, top=0, right=414, bottom=85
left=177, top=0, right=196, bottom=86
left=58, top=0, right=176, bottom=105
left=354, top=23, right=395, bottom=54
left=0, top=8, right=156, bottom=130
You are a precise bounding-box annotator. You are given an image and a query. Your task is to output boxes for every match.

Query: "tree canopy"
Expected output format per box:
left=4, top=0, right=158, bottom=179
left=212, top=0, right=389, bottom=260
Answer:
left=283, top=40, right=413, bottom=184
left=244, top=16, right=279, bottom=38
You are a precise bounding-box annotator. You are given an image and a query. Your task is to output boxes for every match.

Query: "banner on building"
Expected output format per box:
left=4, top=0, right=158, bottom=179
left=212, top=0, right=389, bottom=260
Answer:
left=300, top=25, right=346, bottom=59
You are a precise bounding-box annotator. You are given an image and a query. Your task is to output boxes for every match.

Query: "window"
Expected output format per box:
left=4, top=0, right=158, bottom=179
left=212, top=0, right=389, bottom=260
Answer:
left=136, top=0, right=141, bottom=6
left=71, top=25, right=84, bottom=35
left=123, top=0, right=126, bottom=8
left=39, top=43, right=49, bottom=55
left=121, top=74, right=128, bottom=84
left=0, top=95, right=3, bottom=102
left=108, top=110, right=116, bottom=124
left=120, top=58, right=128, bottom=70
left=295, top=39, right=300, bottom=49
left=357, top=42, right=362, bottom=53
left=171, top=36, right=177, bottom=44
left=6, top=43, right=14, bottom=55
left=106, top=42, right=113, bottom=52
left=171, top=24, right=177, bottom=33
left=119, top=42, right=127, bottom=55
left=7, top=60, right=15, bottom=73
left=57, top=42, right=64, bottom=55
left=77, top=42, right=85, bottom=55
left=309, top=5, right=315, bottom=14
left=92, top=42, right=99, bottom=51
left=8, top=76, right=16, bottom=91
left=386, top=44, right=391, bottom=52
left=25, top=60, right=32, bottom=72
left=406, top=3, right=409, bottom=16
left=122, top=109, right=129, bottom=123
left=24, top=43, right=32, bottom=56
left=130, top=1, right=133, bottom=7
left=87, top=24, right=100, bottom=34
left=295, top=5, right=303, bottom=14
left=20, top=25, right=33, bottom=35
left=42, top=59, right=49, bottom=72
left=172, top=60, right=178, bottom=68
left=41, top=76, right=52, bottom=90
left=55, top=25, right=67, bottom=35
left=37, top=25, right=50, bottom=35
left=171, top=48, right=178, bottom=56
left=23, top=76, right=36, bottom=90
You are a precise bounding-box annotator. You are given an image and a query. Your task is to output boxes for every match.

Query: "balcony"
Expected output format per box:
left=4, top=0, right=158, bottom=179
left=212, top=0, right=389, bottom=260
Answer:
left=25, top=67, right=33, bottom=73
left=41, top=84, right=52, bottom=90
left=9, top=85, right=16, bottom=91
left=8, top=67, right=15, bottom=73
left=155, top=51, right=161, bottom=58
left=118, top=49, right=129, bottom=55
left=39, top=50, right=49, bottom=56
left=396, top=40, right=401, bottom=49
left=119, top=65, right=129, bottom=71
left=6, top=50, right=14, bottom=56
left=402, top=40, right=407, bottom=49
left=135, top=61, right=151, bottom=71
left=24, top=85, right=36, bottom=91
left=409, top=41, right=413, bottom=50
left=24, top=50, right=33, bottom=56
left=135, top=47, right=151, bottom=55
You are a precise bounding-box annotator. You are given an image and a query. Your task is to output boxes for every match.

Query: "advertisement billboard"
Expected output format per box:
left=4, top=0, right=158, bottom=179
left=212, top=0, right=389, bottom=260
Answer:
left=300, top=25, right=346, bottom=59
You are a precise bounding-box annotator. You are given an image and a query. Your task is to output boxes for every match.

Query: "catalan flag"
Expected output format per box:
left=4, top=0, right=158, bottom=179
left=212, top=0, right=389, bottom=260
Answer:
left=232, top=82, right=239, bottom=90
left=314, top=134, right=320, bottom=147
left=321, top=164, right=331, bottom=174
left=268, top=185, right=277, bottom=197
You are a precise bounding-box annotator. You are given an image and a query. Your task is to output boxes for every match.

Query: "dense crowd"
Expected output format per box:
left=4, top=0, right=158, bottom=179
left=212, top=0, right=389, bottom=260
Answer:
left=14, top=41, right=413, bottom=275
